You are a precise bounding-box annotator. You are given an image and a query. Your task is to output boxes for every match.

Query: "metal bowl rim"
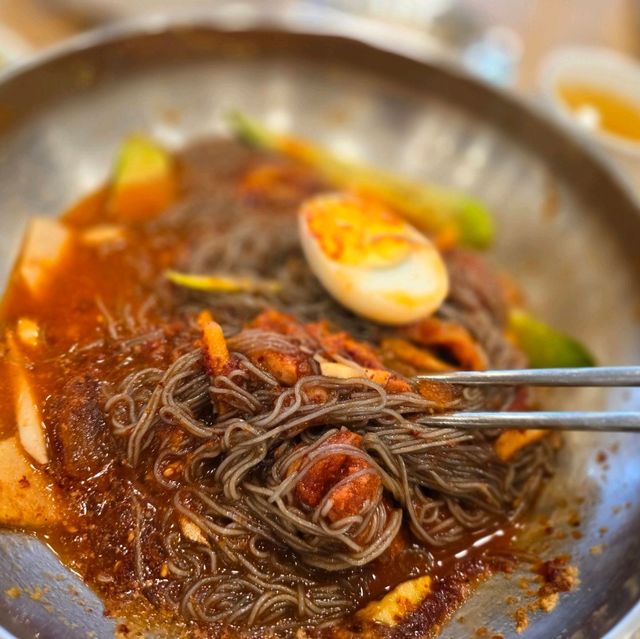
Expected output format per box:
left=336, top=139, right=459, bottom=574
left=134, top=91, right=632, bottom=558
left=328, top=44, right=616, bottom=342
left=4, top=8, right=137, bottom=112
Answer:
left=0, top=6, right=638, bottom=638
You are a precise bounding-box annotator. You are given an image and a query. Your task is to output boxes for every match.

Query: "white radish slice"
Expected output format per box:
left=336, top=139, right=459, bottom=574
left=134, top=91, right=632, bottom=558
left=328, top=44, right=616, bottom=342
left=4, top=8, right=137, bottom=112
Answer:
left=0, top=436, right=59, bottom=528
left=16, top=317, right=40, bottom=347
left=19, top=218, right=71, bottom=297
left=319, top=361, right=364, bottom=379
left=14, top=371, right=48, bottom=465
left=80, top=224, right=125, bottom=246
left=6, top=332, right=48, bottom=465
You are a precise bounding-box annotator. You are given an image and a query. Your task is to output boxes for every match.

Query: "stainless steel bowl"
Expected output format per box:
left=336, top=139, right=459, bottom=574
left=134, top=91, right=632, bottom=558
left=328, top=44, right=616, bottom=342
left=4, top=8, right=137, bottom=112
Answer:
left=1, top=7, right=639, bottom=639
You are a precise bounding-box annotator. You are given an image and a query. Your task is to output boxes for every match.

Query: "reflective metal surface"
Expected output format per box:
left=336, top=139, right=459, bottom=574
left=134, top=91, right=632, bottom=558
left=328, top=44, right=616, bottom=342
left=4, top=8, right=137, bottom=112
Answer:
left=0, top=7, right=639, bottom=639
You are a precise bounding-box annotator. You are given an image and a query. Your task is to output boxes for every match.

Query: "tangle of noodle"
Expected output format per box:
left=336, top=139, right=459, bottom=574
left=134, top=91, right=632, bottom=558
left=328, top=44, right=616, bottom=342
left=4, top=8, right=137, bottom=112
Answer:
left=93, top=146, right=556, bottom=634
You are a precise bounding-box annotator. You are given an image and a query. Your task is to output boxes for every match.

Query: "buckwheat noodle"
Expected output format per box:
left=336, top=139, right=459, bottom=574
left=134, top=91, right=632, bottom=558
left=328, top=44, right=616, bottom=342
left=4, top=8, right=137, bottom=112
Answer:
left=101, top=196, right=554, bottom=632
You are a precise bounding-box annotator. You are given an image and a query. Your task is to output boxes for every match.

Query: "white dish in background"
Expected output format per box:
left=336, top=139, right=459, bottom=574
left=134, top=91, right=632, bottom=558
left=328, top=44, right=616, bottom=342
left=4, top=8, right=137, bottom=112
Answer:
left=539, top=46, right=640, bottom=183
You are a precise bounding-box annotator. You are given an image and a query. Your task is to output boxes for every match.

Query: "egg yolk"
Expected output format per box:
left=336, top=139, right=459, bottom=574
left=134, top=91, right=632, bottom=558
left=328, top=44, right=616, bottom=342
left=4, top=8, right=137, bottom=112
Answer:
left=304, top=195, right=414, bottom=267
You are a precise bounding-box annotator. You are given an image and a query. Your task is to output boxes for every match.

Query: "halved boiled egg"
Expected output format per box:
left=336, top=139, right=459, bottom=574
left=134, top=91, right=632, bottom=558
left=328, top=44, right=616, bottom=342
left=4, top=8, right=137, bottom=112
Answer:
left=298, top=193, right=449, bottom=325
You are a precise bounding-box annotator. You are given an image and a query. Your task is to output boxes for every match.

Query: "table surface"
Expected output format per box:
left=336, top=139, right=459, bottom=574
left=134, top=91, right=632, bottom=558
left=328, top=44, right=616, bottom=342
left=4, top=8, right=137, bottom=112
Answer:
left=0, top=0, right=638, bottom=90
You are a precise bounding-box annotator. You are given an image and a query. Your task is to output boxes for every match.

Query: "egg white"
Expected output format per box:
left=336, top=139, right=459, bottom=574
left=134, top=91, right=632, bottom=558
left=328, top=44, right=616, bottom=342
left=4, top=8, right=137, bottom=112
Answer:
left=299, top=210, right=449, bottom=325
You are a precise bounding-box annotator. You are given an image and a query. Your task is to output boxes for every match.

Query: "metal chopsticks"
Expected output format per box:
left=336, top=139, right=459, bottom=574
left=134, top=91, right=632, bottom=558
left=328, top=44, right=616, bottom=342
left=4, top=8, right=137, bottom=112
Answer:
left=414, top=366, right=640, bottom=432
left=417, top=411, right=640, bottom=432
left=415, top=366, right=640, bottom=387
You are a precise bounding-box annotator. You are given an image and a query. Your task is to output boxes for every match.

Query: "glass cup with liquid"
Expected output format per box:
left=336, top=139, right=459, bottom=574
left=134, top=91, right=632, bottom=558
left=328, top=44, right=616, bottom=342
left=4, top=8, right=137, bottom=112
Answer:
left=539, top=47, right=640, bottom=191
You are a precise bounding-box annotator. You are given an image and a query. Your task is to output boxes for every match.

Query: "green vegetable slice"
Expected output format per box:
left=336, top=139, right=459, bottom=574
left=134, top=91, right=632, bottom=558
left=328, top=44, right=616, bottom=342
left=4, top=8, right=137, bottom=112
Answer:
left=227, top=111, right=494, bottom=249
left=166, top=270, right=282, bottom=294
left=109, top=135, right=176, bottom=220
left=113, top=135, right=172, bottom=186
left=508, top=308, right=595, bottom=368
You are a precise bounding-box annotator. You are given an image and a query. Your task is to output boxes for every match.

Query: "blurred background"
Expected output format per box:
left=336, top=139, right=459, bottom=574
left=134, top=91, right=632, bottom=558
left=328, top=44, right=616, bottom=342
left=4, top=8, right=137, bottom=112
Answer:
left=0, top=0, right=638, bottom=89
left=1, top=0, right=640, bottom=182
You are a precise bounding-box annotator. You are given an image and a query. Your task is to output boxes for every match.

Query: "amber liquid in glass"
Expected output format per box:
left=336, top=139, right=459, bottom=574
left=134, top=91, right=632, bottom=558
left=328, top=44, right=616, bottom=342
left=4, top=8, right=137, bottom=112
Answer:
left=558, top=82, right=640, bottom=142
